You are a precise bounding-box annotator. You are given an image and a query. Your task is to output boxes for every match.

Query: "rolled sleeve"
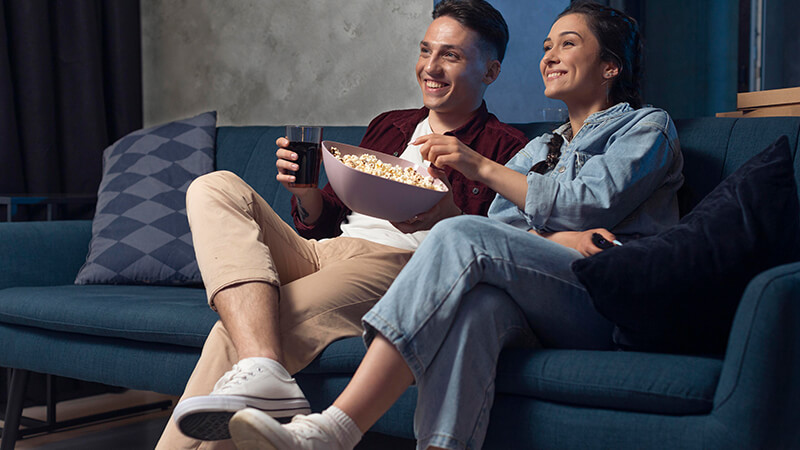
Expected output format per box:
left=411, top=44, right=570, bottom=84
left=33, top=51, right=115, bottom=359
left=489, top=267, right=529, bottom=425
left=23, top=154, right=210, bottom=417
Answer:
left=523, top=173, right=560, bottom=230
left=291, top=185, right=348, bottom=239
left=487, top=138, right=548, bottom=229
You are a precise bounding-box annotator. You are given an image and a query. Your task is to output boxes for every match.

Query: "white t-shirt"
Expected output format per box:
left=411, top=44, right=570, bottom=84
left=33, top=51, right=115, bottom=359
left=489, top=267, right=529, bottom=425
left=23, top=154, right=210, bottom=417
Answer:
left=338, top=118, right=433, bottom=251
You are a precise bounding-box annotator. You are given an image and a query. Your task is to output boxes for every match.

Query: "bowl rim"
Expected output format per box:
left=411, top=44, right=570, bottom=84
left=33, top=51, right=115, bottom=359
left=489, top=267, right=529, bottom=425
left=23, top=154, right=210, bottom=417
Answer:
left=321, top=140, right=449, bottom=193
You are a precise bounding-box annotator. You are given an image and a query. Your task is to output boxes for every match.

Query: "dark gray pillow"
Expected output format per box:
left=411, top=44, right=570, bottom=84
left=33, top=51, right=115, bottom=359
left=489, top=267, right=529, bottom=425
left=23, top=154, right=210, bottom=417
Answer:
left=75, top=111, right=216, bottom=285
left=572, top=136, right=800, bottom=356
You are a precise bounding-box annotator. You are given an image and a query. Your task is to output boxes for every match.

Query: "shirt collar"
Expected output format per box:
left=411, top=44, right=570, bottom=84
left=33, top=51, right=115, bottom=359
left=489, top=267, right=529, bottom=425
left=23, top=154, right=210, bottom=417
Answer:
left=393, top=107, right=430, bottom=134
left=394, top=102, right=490, bottom=146
left=444, top=101, right=490, bottom=146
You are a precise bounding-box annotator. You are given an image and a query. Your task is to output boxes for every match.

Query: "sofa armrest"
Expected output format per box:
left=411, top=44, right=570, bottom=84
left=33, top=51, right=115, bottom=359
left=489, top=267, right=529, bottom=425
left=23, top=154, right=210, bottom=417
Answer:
left=710, top=261, right=800, bottom=448
left=0, top=220, right=92, bottom=289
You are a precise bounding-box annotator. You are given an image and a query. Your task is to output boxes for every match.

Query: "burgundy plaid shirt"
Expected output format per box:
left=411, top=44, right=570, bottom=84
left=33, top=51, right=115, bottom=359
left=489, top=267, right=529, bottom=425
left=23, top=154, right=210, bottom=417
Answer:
left=292, top=102, right=529, bottom=239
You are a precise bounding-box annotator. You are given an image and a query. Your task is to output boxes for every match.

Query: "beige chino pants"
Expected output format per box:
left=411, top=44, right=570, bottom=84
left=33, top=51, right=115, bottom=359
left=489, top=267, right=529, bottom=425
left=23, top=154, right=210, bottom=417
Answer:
left=156, top=171, right=413, bottom=450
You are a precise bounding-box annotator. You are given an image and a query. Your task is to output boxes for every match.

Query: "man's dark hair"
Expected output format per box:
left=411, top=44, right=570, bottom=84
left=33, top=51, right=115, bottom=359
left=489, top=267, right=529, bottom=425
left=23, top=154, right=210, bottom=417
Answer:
left=433, top=0, right=509, bottom=63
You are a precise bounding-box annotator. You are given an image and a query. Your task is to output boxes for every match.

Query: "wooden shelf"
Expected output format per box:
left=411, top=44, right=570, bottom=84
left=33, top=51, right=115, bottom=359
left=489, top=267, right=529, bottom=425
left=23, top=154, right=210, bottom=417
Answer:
left=716, top=86, right=800, bottom=118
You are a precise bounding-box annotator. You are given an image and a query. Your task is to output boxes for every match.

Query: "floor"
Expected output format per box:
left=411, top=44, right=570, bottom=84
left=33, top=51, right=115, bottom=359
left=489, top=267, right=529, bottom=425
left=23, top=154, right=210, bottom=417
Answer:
left=2, top=390, right=415, bottom=449
left=5, top=390, right=177, bottom=449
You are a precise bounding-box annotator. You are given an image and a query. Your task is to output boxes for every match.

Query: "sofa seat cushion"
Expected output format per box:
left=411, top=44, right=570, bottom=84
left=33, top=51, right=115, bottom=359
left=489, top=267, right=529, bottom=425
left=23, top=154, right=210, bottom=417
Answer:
left=300, top=338, right=720, bottom=416
left=496, top=348, right=721, bottom=415
left=301, top=336, right=369, bottom=374
left=0, top=285, right=218, bottom=347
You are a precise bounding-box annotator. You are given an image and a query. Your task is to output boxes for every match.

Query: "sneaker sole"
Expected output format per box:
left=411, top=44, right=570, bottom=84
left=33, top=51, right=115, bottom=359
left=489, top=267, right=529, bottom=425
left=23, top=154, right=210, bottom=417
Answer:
left=178, top=410, right=236, bottom=441
left=174, top=395, right=311, bottom=441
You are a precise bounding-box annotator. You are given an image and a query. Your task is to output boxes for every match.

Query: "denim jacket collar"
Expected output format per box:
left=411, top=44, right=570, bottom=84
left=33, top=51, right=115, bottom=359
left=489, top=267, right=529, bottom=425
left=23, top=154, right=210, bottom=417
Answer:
left=584, top=102, right=632, bottom=124
left=554, top=102, right=633, bottom=142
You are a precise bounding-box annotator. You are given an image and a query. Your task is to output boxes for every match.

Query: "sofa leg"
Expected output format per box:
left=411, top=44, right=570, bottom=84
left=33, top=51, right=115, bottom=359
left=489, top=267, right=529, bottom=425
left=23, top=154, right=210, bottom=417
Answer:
left=1, top=368, right=29, bottom=450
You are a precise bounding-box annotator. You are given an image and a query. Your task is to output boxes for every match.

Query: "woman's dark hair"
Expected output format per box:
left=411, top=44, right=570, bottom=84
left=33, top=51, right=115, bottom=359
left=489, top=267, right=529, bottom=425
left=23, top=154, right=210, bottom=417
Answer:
left=530, top=132, right=565, bottom=175
left=558, top=1, right=644, bottom=109
left=531, top=2, right=643, bottom=175
left=433, top=0, right=509, bottom=63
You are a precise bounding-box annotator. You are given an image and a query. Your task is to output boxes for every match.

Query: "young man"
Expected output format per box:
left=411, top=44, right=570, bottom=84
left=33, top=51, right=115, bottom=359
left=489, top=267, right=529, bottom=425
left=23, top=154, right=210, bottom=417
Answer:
left=156, top=1, right=527, bottom=448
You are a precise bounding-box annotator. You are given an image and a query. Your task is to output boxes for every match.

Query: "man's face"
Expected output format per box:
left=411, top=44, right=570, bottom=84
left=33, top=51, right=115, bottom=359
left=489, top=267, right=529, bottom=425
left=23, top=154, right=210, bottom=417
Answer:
left=416, top=16, right=494, bottom=116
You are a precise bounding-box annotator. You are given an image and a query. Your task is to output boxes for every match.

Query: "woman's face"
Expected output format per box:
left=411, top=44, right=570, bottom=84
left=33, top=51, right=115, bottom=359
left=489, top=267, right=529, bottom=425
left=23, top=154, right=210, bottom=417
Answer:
left=540, top=13, right=616, bottom=107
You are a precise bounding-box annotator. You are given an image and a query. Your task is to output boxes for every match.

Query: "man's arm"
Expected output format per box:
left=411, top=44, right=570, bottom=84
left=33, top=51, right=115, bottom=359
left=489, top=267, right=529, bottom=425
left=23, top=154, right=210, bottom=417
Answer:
left=416, top=134, right=529, bottom=209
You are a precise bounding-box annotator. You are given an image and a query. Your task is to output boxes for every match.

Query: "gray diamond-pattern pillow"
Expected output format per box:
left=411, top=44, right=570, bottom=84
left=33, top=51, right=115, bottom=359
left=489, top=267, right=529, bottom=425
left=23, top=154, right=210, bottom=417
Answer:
left=75, top=111, right=216, bottom=285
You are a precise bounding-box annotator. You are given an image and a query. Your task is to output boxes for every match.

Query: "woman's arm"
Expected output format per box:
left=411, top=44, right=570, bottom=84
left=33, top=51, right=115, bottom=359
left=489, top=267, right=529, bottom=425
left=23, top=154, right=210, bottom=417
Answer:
left=415, top=134, right=530, bottom=208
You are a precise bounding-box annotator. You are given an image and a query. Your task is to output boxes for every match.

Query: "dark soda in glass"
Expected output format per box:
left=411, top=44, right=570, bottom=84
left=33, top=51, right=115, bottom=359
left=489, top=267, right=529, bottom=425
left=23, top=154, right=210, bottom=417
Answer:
left=285, top=125, right=323, bottom=188
left=288, top=140, right=322, bottom=188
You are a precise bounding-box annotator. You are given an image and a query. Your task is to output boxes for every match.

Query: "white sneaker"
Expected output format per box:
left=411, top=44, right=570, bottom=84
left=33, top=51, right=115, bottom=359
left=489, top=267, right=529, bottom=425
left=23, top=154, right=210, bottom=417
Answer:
left=229, top=408, right=347, bottom=450
left=173, top=358, right=311, bottom=441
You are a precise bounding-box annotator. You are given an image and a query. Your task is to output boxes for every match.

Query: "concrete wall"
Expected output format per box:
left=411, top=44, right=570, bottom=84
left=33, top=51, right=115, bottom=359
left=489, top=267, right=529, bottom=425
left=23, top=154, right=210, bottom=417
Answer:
left=141, top=0, right=430, bottom=127
left=141, top=0, right=567, bottom=128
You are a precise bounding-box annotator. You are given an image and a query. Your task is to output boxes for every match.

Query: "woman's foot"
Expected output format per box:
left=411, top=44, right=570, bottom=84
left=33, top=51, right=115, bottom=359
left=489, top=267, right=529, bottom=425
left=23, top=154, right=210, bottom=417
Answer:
left=229, top=407, right=361, bottom=450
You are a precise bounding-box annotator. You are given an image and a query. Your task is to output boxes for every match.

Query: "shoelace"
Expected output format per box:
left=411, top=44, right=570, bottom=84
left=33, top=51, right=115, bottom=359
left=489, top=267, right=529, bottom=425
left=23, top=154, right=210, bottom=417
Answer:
left=213, top=364, right=238, bottom=390
left=214, top=364, right=265, bottom=393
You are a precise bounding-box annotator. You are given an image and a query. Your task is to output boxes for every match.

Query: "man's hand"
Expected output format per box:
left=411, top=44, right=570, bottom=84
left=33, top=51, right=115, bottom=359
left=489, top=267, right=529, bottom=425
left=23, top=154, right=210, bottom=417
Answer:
left=276, top=137, right=318, bottom=196
left=391, top=167, right=461, bottom=233
left=414, top=134, right=487, bottom=181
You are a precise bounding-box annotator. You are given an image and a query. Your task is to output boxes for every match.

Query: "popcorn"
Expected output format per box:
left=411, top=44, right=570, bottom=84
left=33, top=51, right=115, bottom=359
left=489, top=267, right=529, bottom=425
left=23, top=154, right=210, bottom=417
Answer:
left=330, top=147, right=446, bottom=191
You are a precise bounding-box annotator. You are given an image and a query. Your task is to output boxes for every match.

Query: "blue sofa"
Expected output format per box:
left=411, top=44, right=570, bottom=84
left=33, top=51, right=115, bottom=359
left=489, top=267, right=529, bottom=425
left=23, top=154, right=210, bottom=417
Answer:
left=1, top=117, right=799, bottom=449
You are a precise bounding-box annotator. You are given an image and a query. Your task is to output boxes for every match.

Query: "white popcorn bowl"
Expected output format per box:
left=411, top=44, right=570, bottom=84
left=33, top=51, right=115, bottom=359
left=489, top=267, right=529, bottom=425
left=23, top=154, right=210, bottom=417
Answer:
left=321, top=140, right=449, bottom=222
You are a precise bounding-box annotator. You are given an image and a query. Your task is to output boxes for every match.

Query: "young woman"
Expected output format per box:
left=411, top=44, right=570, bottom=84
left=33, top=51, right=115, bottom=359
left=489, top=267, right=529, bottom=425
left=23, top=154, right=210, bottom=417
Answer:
left=228, top=2, right=684, bottom=449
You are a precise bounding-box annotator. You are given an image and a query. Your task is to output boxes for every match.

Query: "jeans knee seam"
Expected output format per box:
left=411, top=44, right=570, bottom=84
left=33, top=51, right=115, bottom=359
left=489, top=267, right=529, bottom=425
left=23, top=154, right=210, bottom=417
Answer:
left=404, top=253, right=483, bottom=348
left=488, top=256, right=585, bottom=289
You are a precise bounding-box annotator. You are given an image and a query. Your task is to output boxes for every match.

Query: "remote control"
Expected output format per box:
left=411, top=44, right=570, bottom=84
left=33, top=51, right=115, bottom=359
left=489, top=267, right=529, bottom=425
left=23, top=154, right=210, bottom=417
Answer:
left=591, top=232, right=615, bottom=250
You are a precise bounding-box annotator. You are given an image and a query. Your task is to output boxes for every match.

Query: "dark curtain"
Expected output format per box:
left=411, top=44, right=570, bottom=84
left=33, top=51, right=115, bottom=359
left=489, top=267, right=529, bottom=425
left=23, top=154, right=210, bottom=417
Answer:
left=0, top=0, right=141, bottom=203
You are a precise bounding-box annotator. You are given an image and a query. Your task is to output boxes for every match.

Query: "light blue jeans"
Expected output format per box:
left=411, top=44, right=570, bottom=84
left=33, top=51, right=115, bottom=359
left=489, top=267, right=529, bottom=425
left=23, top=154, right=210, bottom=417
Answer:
left=362, top=215, right=615, bottom=450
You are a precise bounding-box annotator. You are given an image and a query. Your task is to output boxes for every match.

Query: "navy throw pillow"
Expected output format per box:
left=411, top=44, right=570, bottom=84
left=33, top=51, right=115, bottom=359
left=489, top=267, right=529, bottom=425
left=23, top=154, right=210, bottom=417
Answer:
left=75, top=111, right=216, bottom=285
left=572, top=135, right=800, bottom=356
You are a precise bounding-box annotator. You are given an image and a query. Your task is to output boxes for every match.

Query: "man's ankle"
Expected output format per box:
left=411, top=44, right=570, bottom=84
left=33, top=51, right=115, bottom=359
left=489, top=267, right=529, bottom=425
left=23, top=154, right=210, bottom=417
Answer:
left=238, top=357, right=291, bottom=378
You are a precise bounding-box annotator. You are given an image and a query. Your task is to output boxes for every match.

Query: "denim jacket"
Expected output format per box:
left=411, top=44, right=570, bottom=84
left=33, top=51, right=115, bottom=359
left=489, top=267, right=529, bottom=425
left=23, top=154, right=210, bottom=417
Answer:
left=488, top=103, right=684, bottom=240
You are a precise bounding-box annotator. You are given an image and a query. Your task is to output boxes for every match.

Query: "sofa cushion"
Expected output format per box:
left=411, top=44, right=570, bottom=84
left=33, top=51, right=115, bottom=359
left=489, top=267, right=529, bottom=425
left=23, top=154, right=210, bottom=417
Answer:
left=495, top=348, right=720, bottom=415
left=674, top=116, right=800, bottom=213
left=572, top=135, right=800, bottom=355
left=300, top=336, right=369, bottom=374
left=0, top=285, right=218, bottom=347
left=75, top=112, right=216, bottom=285
left=299, top=337, right=719, bottom=415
